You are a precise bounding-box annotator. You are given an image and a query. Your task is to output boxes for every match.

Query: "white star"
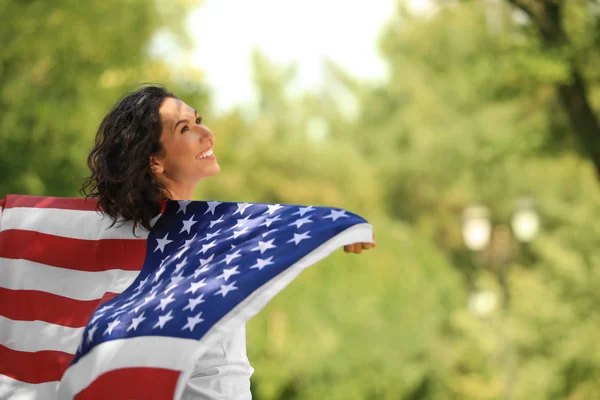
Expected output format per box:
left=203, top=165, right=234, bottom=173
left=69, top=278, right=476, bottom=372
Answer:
left=183, top=294, right=205, bottom=312
left=223, top=249, right=242, bottom=265
left=323, top=209, right=348, bottom=222
left=182, top=312, right=204, bottom=332
left=154, top=233, right=173, bottom=253
left=154, top=264, right=168, bottom=283
left=103, top=319, right=121, bottom=336
left=154, top=293, right=176, bottom=311
left=130, top=301, right=145, bottom=315
left=209, top=215, right=225, bottom=228
left=233, top=202, right=252, bottom=215
left=180, top=216, right=198, bottom=234
left=289, top=217, right=313, bottom=229
left=127, top=312, right=146, bottom=332
left=234, top=215, right=253, bottom=228
left=249, top=256, right=275, bottom=270
left=174, top=257, right=188, bottom=273
left=133, top=276, right=149, bottom=292
left=165, top=272, right=185, bottom=293
left=185, top=278, right=208, bottom=295
left=159, top=256, right=171, bottom=267
left=214, top=281, right=238, bottom=297
left=287, top=231, right=312, bottom=245
left=229, top=227, right=249, bottom=240
left=293, top=206, right=315, bottom=217
left=96, top=303, right=114, bottom=314
left=86, top=325, right=98, bottom=343
left=251, top=239, right=277, bottom=254
left=169, top=272, right=185, bottom=286
left=194, top=265, right=211, bottom=278
left=141, top=292, right=157, bottom=306
left=173, top=244, right=191, bottom=259
left=116, top=299, right=136, bottom=311
left=262, top=228, right=278, bottom=237
left=264, top=204, right=284, bottom=215
left=153, top=310, right=174, bottom=329
left=90, top=312, right=104, bottom=325
left=197, top=240, right=218, bottom=254
left=175, top=248, right=188, bottom=262
left=201, top=230, right=221, bottom=241
left=176, top=200, right=192, bottom=215
left=179, top=232, right=198, bottom=250
left=194, top=254, right=214, bottom=277
left=111, top=308, right=128, bottom=318
left=199, top=254, right=215, bottom=266
left=204, top=201, right=222, bottom=215
left=260, top=215, right=281, bottom=228
left=217, top=266, right=240, bottom=281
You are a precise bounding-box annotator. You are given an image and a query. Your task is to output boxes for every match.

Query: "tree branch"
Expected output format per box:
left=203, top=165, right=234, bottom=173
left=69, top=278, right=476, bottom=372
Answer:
left=505, top=0, right=600, bottom=179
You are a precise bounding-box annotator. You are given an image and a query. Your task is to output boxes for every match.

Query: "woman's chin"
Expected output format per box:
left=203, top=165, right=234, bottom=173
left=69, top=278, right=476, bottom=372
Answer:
left=200, top=163, right=221, bottom=179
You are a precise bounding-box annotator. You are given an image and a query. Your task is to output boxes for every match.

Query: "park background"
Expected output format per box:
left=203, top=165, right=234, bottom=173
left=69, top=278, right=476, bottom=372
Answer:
left=2, top=0, right=600, bottom=399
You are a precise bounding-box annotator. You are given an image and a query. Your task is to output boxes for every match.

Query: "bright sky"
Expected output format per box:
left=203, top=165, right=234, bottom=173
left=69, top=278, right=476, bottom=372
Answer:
left=187, top=0, right=400, bottom=113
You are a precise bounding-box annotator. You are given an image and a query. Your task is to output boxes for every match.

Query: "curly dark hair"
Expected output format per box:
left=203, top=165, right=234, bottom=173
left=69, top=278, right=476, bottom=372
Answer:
left=80, top=85, right=177, bottom=236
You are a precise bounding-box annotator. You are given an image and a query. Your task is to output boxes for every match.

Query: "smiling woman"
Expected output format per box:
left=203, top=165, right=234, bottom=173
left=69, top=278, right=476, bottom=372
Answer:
left=80, top=85, right=254, bottom=399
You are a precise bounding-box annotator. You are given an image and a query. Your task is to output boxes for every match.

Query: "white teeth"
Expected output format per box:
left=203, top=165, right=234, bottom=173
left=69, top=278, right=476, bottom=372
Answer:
left=196, top=149, right=214, bottom=159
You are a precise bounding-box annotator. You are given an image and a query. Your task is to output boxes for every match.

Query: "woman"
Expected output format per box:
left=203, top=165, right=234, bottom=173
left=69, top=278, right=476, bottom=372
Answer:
left=80, top=85, right=374, bottom=399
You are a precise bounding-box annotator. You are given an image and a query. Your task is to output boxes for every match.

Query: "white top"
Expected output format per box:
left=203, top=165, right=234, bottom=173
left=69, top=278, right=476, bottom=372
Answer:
left=181, top=324, right=254, bottom=400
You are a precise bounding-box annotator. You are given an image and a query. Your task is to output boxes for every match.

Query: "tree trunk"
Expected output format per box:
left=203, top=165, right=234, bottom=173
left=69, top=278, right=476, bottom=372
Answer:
left=507, top=0, right=600, bottom=180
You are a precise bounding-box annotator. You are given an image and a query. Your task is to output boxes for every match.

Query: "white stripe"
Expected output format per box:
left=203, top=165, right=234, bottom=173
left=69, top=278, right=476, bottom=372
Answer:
left=58, top=223, right=373, bottom=399
left=0, top=207, right=149, bottom=240
left=0, top=316, right=83, bottom=353
left=58, top=336, right=199, bottom=399
left=0, top=257, right=139, bottom=301
left=0, top=374, right=58, bottom=400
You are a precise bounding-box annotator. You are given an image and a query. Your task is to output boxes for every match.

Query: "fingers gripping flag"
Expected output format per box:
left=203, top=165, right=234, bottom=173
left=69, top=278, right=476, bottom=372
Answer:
left=0, top=195, right=372, bottom=399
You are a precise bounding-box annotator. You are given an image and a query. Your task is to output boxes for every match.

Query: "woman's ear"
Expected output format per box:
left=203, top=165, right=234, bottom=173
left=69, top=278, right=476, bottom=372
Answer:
left=149, top=156, right=164, bottom=175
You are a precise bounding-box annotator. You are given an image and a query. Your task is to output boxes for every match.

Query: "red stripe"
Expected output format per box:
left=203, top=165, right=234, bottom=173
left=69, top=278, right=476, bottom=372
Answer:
left=0, top=230, right=146, bottom=272
left=0, top=287, right=120, bottom=327
left=0, top=344, right=74, bottom=384
left=3, top=194, right=99, bottom=211
left=74, top=367, right=181, bottom=400
left=3, top=195, right=168, bottom=215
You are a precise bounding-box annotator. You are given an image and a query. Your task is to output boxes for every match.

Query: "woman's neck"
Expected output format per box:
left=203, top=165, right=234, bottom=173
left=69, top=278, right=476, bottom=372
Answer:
left=161, top=185, right=196, bottom=201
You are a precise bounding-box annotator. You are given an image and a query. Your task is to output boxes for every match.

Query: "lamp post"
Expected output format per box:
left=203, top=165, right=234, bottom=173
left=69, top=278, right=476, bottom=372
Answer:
left=462, top=197, right=540, bottom=400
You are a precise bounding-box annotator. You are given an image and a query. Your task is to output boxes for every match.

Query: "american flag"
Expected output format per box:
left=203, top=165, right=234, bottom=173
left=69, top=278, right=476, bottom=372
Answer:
left=0, top=194, right=372, bottom=399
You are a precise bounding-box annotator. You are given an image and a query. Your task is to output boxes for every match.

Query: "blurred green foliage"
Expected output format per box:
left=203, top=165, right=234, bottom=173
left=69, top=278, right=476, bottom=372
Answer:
left=0, top=0, right=207, bottom=196
left=3, top=0, right=600, bottom=399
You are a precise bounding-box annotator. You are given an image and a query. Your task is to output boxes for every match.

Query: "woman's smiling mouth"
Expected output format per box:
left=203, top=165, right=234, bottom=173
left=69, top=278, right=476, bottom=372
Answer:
left=196, top=147, right=215, bottom=160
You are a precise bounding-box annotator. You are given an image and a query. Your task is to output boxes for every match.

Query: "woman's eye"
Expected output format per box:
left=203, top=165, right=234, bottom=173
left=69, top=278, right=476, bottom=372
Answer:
left=196, top=116, right=203, bottom=125
left=181, top=126, right=189, bottom=134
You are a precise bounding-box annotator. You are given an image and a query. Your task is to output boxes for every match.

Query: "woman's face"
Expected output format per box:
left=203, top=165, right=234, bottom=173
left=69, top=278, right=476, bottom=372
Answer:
left=150, top=97, right=220, bottom=198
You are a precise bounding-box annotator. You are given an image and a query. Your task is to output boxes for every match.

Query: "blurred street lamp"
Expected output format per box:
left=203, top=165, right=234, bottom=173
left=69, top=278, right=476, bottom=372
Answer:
left=461, top=205, right=492, bottom=251
left=305, top=117, right=329, bottom=142
left=468, top=290, right=497, bottom=318
left=510, top=197, right=540, bottom=243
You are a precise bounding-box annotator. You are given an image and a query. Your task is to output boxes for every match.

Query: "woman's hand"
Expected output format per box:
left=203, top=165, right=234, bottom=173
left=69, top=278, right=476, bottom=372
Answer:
left=343, top=235, right=376, bottom=254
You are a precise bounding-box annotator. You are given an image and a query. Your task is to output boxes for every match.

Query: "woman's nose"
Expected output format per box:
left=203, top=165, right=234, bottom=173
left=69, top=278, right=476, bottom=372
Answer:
left=198, top=125, right=214, bottom=141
